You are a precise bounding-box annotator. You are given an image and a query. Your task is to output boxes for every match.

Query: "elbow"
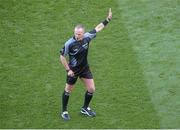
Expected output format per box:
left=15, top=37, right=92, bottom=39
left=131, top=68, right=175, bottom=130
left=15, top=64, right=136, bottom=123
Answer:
left=95, top=28, right=99, bottom=32
left=95, top=27, right=101, bottom=32
left=60, top=54, right=63, bottom=58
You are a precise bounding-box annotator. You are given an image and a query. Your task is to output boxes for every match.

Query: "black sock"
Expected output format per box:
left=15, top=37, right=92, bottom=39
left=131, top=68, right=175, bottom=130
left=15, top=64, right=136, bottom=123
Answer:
left=62, top=90, right=70, bottom=112
left=83, top=91, right=93, bottom=109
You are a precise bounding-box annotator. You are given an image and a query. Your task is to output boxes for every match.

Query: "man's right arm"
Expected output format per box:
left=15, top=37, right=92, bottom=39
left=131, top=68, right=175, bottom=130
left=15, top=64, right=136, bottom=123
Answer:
left=60, top=43, right=70, bottom=71
left=60, top=41, right=75, bottom=76
left=60, top=55, right=70, bottom=71
left=60, top=55, right=74, bottom=77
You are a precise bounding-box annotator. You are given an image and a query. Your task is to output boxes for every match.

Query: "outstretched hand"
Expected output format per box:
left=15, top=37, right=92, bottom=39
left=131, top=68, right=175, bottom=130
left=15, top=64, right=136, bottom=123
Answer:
left=107, top=8, right=112, bottom=20
left=95, top=8, right=112, bottom=32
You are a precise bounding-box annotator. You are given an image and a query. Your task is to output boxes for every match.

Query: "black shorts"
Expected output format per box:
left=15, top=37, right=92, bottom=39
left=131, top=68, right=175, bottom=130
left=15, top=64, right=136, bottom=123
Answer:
left=66, top=66, right=93, bottom=85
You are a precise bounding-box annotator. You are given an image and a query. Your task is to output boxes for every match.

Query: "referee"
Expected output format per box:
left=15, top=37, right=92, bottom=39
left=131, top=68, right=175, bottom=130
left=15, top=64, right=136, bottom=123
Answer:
left=60, top=8, right=112, bottom=120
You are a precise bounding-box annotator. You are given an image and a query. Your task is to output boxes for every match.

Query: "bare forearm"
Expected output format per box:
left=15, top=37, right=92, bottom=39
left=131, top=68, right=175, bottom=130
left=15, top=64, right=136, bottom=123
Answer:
left=60, top=55, right=70, bottom=71
left=95, top=23, right=105, bottom=32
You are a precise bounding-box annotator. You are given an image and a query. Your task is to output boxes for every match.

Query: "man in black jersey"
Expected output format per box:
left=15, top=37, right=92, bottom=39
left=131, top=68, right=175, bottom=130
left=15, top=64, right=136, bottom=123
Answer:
left=60, top=8, right=112, bottom=120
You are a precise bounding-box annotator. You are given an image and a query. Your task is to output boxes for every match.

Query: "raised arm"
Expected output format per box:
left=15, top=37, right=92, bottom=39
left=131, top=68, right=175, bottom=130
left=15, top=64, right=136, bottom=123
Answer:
left=95, top=8, right=112, bottom=32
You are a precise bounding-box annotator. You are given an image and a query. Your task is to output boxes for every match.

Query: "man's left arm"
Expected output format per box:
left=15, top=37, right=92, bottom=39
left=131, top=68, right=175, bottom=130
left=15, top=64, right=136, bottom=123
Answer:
left=95, top=8, right=112, bottom=32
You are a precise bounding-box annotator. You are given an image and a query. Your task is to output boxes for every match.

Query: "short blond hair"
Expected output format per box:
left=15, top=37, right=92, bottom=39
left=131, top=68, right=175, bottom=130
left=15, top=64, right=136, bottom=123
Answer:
left=74, top=24, right=85, bottom=31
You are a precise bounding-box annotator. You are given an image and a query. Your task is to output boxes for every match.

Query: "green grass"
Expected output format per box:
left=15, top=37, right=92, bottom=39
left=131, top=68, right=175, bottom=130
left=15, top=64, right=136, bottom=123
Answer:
left=0, top=0, right=179, bottom=128
left=118, top=0, right=180, bottom=128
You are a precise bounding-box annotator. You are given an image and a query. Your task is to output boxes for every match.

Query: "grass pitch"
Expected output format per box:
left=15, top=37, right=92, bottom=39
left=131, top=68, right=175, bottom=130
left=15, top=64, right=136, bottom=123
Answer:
left=0, top=0, right=179, bottom=128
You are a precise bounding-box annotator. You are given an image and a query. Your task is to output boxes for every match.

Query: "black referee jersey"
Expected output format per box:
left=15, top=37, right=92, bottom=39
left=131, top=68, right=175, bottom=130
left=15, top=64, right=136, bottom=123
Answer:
left=60, top=29, right=96, bottom=69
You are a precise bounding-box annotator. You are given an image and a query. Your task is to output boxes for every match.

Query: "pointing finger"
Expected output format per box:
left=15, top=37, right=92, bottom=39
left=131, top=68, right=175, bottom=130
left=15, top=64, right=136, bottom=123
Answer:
left=109, top=8, right=111, bottom=12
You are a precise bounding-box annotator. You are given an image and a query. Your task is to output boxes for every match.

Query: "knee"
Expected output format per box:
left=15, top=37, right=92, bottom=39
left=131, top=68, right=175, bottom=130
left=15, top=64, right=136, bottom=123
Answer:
left=65, top=84, right=74, bottom=93
left=88, top=85, right=95, bottom=93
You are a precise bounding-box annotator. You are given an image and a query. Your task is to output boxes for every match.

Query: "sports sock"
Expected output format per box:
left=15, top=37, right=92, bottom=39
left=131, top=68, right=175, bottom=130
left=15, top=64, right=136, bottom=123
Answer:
left=62, top=90, right=70, bottom=112
left=83, top=91, right=93, bottom=109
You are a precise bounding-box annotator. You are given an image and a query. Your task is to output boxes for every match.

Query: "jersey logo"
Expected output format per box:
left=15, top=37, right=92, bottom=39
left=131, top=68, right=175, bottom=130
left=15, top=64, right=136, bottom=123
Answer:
left=82, top=43, right=88, bottom=49
left=72, top=45, right=80, bottom=52
left=74, top=48, right=78, bottom=51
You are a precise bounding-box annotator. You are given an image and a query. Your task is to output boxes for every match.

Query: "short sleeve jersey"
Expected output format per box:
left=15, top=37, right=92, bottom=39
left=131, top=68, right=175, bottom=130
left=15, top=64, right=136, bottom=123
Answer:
left=60, top=29, right=96, bottom=69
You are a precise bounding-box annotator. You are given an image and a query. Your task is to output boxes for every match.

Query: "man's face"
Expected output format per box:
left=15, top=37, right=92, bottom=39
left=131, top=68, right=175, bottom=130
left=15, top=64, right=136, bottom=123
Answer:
left=74, top=28, right=85, bottom=41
